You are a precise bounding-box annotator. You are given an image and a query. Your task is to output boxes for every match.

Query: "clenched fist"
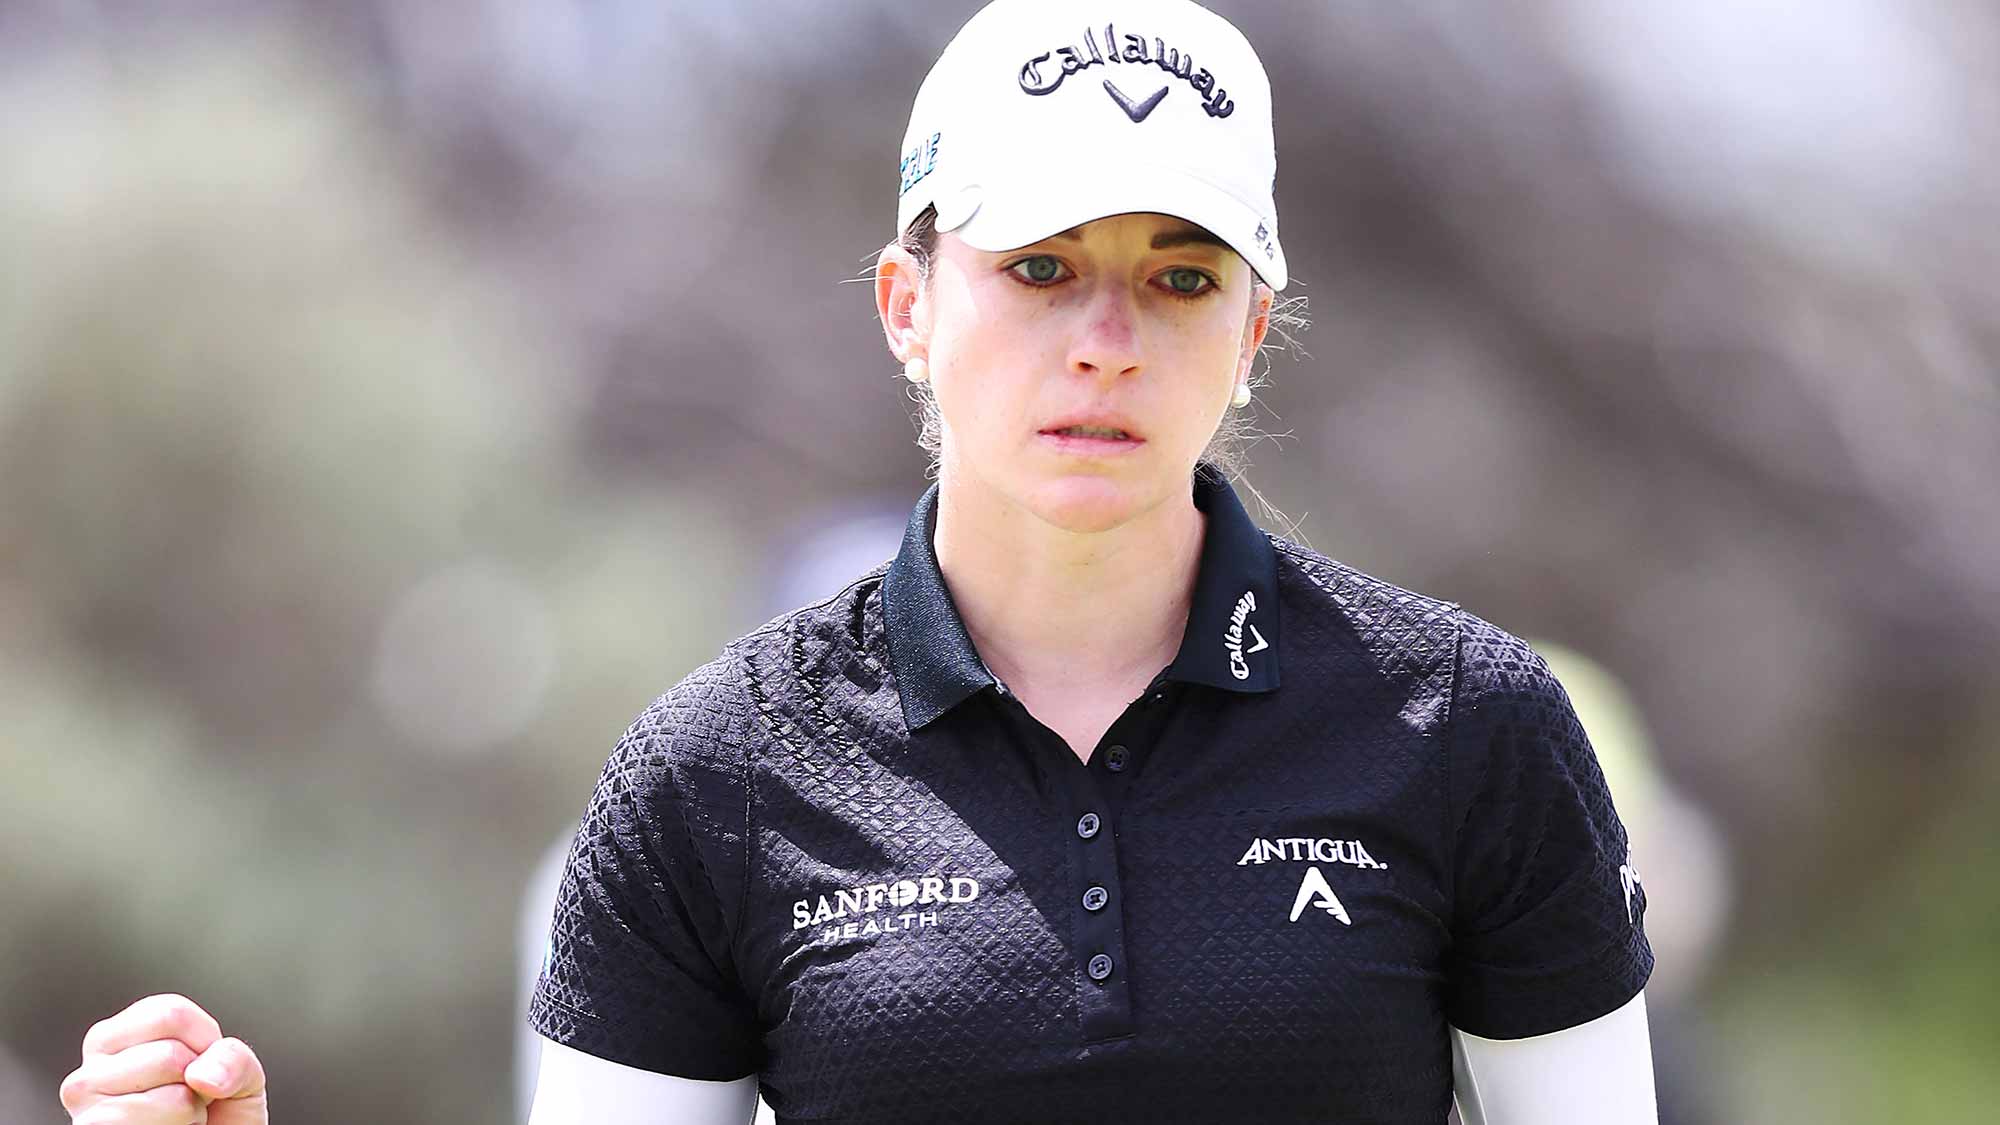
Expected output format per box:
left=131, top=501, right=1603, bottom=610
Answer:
left=60, top=994, right=268, bottom=1125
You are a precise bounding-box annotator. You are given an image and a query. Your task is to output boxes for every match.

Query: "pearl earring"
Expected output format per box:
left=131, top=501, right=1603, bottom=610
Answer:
left=1231, top=382, right=1252, bottom=408
left=904, top=357, right=929, bottom=384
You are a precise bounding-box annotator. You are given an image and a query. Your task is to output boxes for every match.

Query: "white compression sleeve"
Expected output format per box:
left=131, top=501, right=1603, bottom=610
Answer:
left=526, top=1037, right=759, bottom=1125
left=1450, top=989, right=1658, bottom=1125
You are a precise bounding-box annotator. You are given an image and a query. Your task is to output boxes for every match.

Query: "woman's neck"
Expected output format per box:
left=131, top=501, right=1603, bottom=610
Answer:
left=931, top=467, right=1204, bottom=697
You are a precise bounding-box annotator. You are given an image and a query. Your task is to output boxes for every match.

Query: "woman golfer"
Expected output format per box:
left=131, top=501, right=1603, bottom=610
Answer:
left=63, top=1, right=1658, bottom=1121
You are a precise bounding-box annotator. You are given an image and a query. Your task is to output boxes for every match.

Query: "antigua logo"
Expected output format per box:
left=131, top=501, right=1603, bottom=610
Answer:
left=1239, top=835, right=1383, bottom=925
left=1288, top=866, right=1352, bottom=925
left=1223, top=589, right=1268, bottom=680
left=1018, top=22, right=1237, bottom=119
left=1236, top=835, right=1385, bottom=869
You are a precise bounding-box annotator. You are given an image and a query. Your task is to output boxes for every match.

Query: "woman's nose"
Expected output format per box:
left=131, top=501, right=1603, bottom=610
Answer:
left=1065, top=285, right=1143, bottom=381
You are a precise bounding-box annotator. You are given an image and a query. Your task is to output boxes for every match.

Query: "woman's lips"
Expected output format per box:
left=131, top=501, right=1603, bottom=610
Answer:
left=1037, top=429, right=1145, bottom=454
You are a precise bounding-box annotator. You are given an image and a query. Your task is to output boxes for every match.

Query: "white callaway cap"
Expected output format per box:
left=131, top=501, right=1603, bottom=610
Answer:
left=895, top=0, right=1287, bottom=290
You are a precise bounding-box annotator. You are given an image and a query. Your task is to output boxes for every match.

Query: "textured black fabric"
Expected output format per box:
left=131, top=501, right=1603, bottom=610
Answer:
left=529, top=465, right=1653, bottom=1123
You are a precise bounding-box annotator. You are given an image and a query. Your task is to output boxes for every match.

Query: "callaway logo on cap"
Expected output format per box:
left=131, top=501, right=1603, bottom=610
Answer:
left=895, top=0, right=1288, bottom=290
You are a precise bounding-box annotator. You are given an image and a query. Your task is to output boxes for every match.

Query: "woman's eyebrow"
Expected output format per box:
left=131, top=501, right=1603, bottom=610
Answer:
left=1149, top=228, right=1229, bottom=251
left=1046, top=227, right=1229, bottom=251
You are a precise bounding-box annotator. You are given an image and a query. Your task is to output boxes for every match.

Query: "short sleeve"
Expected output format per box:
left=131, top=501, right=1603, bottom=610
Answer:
left=1444, top=614, right=1653, bottom=1039
left=527, top=659, right=762, bottom=1080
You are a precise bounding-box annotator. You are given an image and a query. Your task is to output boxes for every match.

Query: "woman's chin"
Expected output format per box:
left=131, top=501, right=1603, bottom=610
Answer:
left=1019, top=473, right=1160, bottom=535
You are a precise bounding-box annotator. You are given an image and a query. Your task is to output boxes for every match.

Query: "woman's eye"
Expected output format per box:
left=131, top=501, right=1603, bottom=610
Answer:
left=1009, top=256, right=1066, bottom=284
left=1163, top=267, right=1214, bottom=296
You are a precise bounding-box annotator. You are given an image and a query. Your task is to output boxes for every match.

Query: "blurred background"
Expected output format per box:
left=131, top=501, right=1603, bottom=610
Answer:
left=2, top=1, right=1995, bottom=1122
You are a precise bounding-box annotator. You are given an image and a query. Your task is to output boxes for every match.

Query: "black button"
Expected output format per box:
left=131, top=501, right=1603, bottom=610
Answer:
left=1087, top=953, right=1114, bottom=982
left=1104, top=745, right=1130, bottom=772
left=1082, top=885, right=1108, bottom=912
left=1076, top=812, right=1101, bottom=839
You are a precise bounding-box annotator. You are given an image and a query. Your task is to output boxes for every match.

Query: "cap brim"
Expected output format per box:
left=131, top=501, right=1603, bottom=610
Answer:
left=936, top=165, right=1288, bottom=291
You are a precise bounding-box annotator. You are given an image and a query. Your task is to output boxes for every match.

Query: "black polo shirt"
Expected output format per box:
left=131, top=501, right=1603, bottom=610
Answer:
left=530, top=463, right=1653, bottom=1124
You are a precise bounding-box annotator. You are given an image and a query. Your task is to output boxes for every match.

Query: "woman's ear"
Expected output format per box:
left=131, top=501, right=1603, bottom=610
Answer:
left=1235, top=282, right=1275, bottom=384
left=875, top=244, right=929, bottom=365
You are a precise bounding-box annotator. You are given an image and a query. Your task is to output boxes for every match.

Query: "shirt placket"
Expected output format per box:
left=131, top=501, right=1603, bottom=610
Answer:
left=990, top=670, right=1180, bottom=1047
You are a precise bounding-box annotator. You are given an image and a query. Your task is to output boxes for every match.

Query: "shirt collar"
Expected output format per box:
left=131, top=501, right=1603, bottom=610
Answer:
left=884, top=462, right=1282, bottom=732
